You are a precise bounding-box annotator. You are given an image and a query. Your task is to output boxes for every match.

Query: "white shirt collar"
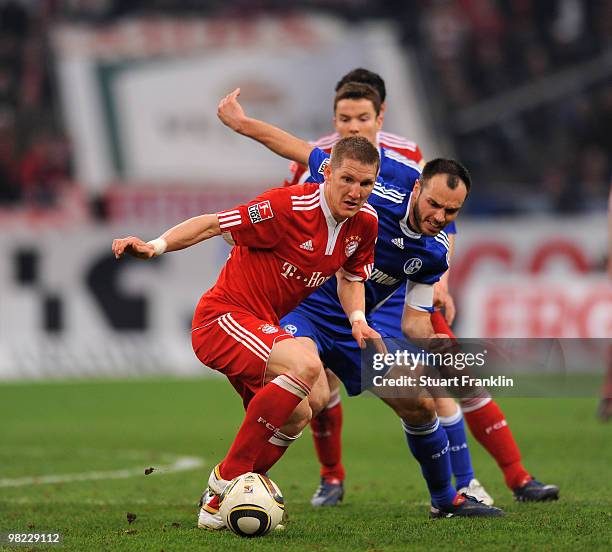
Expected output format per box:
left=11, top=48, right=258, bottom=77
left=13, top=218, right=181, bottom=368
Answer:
left=400, top=191, right=422, bottom=238
left=319, top=182, right=348, bottom=255
left=319, top=183, right=346, bottom=227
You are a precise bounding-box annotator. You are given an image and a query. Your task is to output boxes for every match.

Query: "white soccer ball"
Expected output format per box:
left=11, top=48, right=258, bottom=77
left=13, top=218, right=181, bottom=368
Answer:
left=219, top=472, right=284, bottom=537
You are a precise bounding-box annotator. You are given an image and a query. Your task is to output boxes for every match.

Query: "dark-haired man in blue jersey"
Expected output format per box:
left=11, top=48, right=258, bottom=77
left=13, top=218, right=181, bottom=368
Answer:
left=288, top=151, right=492, bottom=518
left=286, top=71, right=558, bottom=508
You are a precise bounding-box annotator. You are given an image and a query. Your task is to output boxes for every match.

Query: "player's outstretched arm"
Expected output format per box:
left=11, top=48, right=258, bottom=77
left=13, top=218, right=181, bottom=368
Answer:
left=112, top=214, right=221, bottom=259
left=336, top=269, right=381, bottom=349
left=217, top=88, right=313, bottom=166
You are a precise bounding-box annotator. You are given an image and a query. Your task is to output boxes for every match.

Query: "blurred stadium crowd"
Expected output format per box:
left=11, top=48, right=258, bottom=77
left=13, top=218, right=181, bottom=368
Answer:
left=0, top=0, right=609, bottom=214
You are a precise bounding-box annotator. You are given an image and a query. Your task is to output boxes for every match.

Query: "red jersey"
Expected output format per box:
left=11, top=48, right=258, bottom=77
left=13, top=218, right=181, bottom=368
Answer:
left=194, top=182, right=378, bottom=326
left=286, top=130, right=424, bottom=186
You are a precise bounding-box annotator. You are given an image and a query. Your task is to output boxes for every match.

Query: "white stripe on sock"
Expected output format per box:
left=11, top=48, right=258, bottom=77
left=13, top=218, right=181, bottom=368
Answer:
left=271, top=374, right=308, bottom=400
left=269, top=429, right=302, bottom=447
left=326, top=388, right=341, bottom=409
left=401, top=418, right=440, bottom=435
left=460, top=396, right=492, bottom=413
left=439, top=409, right=463, bottom=426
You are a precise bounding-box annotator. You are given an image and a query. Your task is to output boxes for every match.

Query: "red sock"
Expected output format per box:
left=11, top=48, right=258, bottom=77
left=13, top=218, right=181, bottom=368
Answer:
left=430, top=310, right=456, bottom=337
left=253, top=431, right=298, bottom=474
left=220, top=374, right=310, bottom=480
left=253, top=442, right=288, bottom=475
left=462, top=398, right=531, bottom=490
left=311, top=394, right=345, bottom=481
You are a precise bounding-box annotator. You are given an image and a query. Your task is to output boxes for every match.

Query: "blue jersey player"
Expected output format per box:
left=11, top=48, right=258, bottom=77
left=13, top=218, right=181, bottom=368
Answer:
left=284, top=147, right=452, bottom=396
left=292, top=72, right=559, bottom=507
left=217, top=87, right=504, bottom=518
left=283, top=149, right=502, bottom=518
left=281, top=80, right=495, bottom=508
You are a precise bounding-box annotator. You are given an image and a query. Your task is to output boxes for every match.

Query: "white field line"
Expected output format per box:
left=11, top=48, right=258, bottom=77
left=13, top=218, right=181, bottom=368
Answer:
left=0, top=447, right=184, bottom=460
left=0, top=455, right=204, bottom=488
left=1, top=497, right=197, bottom=505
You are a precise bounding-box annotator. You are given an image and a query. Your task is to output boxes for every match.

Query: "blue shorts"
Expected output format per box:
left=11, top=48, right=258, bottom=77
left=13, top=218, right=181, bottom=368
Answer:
left=281, top=288, right=419, bottom=396
left=281, top=306, right=364, bottom=395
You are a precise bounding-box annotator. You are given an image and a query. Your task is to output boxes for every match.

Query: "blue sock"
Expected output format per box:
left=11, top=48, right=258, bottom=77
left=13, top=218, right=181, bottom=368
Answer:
left=402, top=418, right=456, bottom=509
left=440, top=410, right=475, bottom=490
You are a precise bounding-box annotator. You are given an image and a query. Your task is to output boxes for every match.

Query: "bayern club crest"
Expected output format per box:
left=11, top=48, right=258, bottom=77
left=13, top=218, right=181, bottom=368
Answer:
left=403, top=257, right=423, bottom=275
left=344, top=235, right=361, bottom=257
left=260, top=324, right=279, bottom=334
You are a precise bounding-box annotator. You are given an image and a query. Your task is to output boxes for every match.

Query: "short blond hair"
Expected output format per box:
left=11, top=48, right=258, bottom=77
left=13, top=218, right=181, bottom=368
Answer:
left=330, top=136, right=380, bottom=173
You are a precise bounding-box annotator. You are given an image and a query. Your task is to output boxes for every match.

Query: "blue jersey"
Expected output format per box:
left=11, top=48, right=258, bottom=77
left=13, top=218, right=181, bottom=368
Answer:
left=280, top=147, right=454, bottom=394
left=299, top=147, right=450, bottom=321
left=301, top=145, right=456, bottom=233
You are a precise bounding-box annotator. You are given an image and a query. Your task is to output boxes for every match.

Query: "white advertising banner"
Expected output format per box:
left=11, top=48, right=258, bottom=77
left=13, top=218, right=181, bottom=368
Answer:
left=460, top=276, right=612, bottom=338
left=451, top=215, right=606, bottom=290
left=452, top=214, right=609, bottom=337
left=53, top=16, right=435, bottom=191
left=0, top=223, right=229, bottom=380
left=0, top=214, right=607, bottom=379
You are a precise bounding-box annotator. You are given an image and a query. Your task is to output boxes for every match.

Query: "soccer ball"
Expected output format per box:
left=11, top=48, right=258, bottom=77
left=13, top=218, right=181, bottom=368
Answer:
left=219, top=472, right=284, bottom=537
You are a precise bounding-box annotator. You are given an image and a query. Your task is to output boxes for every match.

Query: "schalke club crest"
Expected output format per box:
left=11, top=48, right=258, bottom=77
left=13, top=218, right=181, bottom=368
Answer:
left=403, top=257, right=422, bottom=275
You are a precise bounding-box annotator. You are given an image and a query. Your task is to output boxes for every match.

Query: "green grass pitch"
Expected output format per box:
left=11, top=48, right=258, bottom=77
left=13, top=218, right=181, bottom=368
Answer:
left=1, top=378, right=610, bottom=551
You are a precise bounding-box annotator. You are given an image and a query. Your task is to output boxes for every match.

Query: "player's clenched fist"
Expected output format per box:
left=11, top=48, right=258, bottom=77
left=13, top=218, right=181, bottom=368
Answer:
left=112, top=236, right=156, bottom=260
left=217, top=87, right=247, bottom=132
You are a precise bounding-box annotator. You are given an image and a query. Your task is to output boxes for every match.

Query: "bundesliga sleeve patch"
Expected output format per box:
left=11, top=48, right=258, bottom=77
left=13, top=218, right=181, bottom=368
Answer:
left=248, top=200, right=274, bottom=224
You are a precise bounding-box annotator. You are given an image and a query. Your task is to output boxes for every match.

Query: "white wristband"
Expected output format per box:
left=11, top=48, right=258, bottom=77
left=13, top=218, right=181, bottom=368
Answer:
left=147, top=238, right=167, bottom=257
left=349, top=310, right=366, bottom=324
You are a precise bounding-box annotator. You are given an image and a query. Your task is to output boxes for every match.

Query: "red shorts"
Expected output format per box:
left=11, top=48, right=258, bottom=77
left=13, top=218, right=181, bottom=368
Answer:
left=192, top=311, right=294, bottom=408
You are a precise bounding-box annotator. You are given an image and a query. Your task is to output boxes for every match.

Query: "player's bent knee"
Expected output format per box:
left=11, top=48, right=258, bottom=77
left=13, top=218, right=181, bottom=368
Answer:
left=434, top=396, right=459, bottom=417
left=281, top=399, right=312, bottom=435
left=290, top=351, right=323, bottom=386
left=309, top=386, right=330, bottom=418
left=391, top=396, right=436, bottom=424
left=268, top=339, right=323, bottom=387
left=308, top=363, right=331, bottom=416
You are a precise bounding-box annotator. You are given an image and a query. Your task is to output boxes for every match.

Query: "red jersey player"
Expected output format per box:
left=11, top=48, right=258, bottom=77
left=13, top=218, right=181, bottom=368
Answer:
left=286, top=73, right=424, bottom=188
left=112, top=107, right=381, bottom=529
left=217, top=86, right=508, bottom=518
